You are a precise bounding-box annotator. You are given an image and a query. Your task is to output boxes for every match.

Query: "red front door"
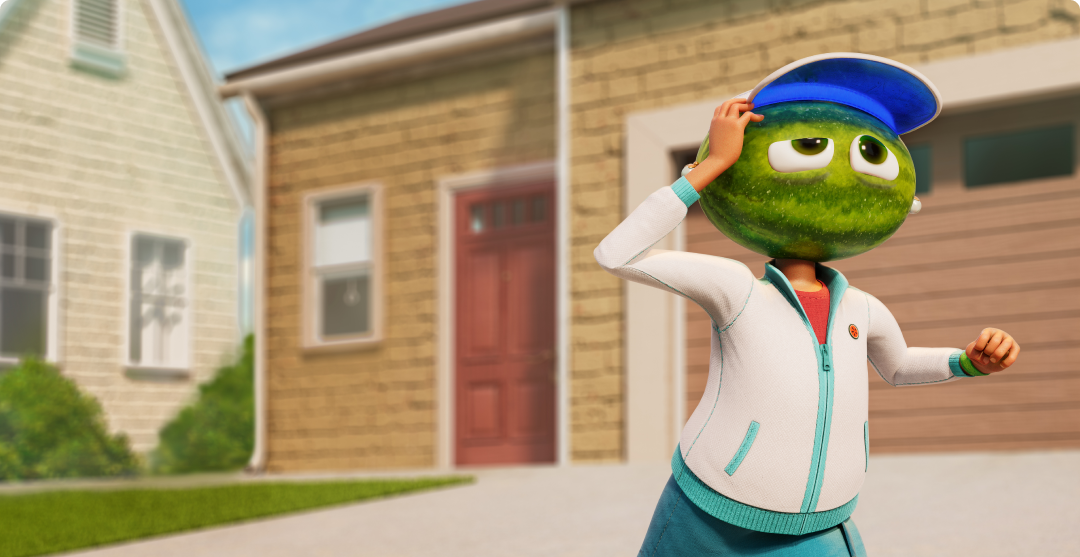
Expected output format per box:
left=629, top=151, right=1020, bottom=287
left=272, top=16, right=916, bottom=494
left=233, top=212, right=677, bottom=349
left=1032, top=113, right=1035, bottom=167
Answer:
left=455, top=182, right=556, bottom=466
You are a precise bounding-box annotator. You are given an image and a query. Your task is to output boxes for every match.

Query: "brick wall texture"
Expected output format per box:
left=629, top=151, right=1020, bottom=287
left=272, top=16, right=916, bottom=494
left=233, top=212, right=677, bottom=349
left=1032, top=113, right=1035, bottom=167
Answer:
left=567, top=0, right=1079, bottom=462
left=0, top=0, right=242, bottom=451
left=264, top=51, right=555, bottom=472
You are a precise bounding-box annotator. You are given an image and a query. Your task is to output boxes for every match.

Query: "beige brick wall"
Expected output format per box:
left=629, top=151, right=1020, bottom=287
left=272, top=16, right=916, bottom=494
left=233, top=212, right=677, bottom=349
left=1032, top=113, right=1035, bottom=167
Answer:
left=0, top=0, right=242, bottom=451
left=567, top=0, right=1079, bottom=462
left=265, top=51, right=555, bottom=472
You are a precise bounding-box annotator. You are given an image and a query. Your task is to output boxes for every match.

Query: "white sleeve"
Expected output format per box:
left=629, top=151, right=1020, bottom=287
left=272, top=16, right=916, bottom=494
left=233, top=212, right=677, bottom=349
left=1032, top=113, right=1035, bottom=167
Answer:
left=593, top=180, right=754, bottom=329
left=865, top=292, right=966, bottom=386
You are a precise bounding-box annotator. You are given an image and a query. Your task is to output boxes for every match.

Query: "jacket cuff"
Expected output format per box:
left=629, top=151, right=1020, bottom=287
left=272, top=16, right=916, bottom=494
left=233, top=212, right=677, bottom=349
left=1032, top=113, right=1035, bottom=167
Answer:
left=671, top=177, right=700, bottom=207
left=948, top=351, right=967, bottom=377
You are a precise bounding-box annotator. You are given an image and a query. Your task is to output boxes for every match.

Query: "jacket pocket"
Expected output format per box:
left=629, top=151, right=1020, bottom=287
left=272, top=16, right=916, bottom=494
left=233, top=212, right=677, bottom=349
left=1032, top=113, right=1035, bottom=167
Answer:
left=725, top=420, right=760, bottom=476
left=864, top=421, right=869, bottom=472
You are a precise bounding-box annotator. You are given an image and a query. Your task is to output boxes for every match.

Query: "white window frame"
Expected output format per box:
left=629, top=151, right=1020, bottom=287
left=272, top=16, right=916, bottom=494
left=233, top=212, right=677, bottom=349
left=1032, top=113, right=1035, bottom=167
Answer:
left=124, top=231, right=192, bottom=375
left=69, top=0, right=126, bottom=77
left=0, top=210, right=61, bottom=367
left=302, top=182, right=384, bottom=350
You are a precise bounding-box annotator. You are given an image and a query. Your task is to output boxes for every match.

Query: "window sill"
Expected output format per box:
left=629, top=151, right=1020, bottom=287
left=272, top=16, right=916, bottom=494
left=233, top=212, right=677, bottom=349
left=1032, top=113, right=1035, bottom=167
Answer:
left=0, top=356, right=57, bottom=370
left=124, top=366, right=191, bottom=381
left=70, top=41, right=126, bottom=78
left=302, top=335, right=382, bottom=354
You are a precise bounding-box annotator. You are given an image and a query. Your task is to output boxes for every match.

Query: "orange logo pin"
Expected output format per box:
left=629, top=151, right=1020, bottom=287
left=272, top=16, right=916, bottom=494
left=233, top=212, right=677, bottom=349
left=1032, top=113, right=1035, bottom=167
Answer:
left=849, top=324, right=859, bottom=339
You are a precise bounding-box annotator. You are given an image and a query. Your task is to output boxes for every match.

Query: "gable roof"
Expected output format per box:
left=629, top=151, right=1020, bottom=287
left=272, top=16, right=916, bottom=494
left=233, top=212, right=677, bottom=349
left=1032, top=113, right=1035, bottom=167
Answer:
left=226, top=0, right=552, bottom=81
left=3, top=0, right=252, bottom=209
left=148, top=0, right=252, bottom=208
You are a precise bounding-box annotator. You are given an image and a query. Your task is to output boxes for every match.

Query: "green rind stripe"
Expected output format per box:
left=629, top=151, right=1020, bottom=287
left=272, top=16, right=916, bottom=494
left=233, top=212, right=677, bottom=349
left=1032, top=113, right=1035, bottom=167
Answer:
left=672, top=448, right=858, bottom=536
left=724, top=421, right=760, bottom=476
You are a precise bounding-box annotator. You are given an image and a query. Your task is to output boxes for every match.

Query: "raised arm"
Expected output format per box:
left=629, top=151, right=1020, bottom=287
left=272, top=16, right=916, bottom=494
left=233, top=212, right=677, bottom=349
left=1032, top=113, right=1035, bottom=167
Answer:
left=864, top=293, right=1018, bottom=386
left=594, top=180, right=754, bottom=328
left=595, top=98, right=765, bottom=327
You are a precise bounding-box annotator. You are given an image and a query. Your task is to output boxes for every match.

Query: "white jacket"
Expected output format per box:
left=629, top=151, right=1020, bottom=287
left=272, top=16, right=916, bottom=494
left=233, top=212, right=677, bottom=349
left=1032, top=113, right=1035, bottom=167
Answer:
left=595, top=178, right=973, bottom=535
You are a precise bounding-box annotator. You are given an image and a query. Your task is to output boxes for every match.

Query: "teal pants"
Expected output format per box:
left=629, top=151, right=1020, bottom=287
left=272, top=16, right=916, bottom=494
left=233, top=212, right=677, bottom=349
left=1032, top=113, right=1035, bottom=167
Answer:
left=639, top=476, right=867, bottom=556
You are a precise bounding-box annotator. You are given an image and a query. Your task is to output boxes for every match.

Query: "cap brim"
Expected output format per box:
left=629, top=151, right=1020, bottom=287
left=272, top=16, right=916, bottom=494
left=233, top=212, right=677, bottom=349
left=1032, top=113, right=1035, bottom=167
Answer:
left=747, top=53, right=941, bottom=135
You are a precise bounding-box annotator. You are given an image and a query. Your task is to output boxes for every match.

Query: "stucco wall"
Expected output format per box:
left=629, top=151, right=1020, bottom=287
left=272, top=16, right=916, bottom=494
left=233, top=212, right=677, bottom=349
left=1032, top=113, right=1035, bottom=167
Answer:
left=264, top=50, right=556, bottom=472
left=567, top=0, right=1079, bottom=462
left=0, top=0, right=241, bottom=451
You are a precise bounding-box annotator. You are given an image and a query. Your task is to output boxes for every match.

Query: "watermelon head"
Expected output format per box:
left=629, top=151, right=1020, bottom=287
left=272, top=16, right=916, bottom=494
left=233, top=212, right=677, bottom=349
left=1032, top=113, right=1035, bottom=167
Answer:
left=695, top=101, right=916, bottom=262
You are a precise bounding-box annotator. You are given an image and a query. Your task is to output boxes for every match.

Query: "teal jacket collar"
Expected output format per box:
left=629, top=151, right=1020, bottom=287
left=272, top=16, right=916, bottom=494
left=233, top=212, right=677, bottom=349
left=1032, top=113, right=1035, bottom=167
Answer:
left=763, top=261, right=850, bottom=343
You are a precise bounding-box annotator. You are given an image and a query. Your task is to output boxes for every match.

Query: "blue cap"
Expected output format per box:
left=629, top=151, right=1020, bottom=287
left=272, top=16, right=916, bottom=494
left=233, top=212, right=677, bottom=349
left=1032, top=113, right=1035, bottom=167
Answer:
left=746, top=53, right=941, bottom=135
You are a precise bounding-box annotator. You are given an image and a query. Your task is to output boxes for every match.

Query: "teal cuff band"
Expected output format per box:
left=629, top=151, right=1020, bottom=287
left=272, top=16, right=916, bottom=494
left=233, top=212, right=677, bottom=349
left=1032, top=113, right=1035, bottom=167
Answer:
left=959, top=352, right=988, bottom=376
left=948, top=351, right=966, bottom=377
left=671, top=177, right=700, bottom=207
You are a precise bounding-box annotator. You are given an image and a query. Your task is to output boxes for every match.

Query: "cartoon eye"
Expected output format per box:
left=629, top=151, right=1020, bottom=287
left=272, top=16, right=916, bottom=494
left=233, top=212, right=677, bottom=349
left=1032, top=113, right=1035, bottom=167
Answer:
left=849, top=135, right=899, bottom=180
left=768, top=138, right=834, bottom=173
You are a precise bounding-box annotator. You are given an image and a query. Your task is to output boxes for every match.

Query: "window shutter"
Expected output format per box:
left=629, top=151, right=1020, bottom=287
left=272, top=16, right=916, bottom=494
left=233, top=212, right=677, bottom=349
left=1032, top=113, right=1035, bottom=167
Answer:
left=74, top=0, right=119, bottom=49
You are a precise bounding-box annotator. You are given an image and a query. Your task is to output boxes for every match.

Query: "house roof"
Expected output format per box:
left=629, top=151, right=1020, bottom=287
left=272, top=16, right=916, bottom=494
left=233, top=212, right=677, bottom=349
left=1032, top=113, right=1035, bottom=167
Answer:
left=150, top=0, right=252, bottom=209
left=225, top=0, right=566, bottom=81
left=2, top=0, right=250, bottom=208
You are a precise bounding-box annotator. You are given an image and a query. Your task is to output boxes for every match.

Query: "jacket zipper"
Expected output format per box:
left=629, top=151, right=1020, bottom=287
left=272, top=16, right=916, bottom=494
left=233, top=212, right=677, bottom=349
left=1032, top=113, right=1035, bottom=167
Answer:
left=805, top=342, right=834, bottom=512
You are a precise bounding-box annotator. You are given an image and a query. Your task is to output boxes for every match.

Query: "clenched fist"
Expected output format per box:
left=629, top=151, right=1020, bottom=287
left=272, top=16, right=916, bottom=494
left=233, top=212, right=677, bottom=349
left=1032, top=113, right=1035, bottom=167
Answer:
left=965, top=328, right=1019, bottom=374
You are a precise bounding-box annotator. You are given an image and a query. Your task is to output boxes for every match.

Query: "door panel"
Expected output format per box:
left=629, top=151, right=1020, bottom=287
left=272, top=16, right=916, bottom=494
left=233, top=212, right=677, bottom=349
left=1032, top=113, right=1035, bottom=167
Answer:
left=461, top=247, right=502, bottom=359
left=506, top=240, right=555, bottom=357
left=465, top=380, right=502, bottom=440
left=455, top=182, right=556, bottom=465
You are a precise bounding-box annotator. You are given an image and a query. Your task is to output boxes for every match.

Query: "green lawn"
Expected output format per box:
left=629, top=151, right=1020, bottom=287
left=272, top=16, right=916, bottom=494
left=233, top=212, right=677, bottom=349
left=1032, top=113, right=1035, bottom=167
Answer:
left=0, top=476, right=472, bottom=557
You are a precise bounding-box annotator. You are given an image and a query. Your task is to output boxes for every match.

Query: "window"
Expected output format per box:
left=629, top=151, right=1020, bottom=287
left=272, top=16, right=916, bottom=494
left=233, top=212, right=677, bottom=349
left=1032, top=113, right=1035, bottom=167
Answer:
left=964, top=124, right=1075, bottom=188
left=306, top=185, right=382, bottom=347
left=908, top=144, right=932, bottom=194
left=0, top=216, right=53, bottom=360
left=129, top=234, right=188, bottom=369
left=70, top=0, right=125, bottom=76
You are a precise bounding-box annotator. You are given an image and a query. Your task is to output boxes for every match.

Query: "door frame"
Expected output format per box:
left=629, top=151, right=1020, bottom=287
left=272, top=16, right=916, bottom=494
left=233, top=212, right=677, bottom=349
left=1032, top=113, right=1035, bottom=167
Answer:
left=624, top=98, right=730, bottom=463
left=436, top=160, right=560, bottom=469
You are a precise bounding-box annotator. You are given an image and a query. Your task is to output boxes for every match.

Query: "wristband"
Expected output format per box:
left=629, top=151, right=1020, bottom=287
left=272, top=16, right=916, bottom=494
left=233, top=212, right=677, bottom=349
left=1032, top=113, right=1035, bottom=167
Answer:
left=959, top=352, right=988, bottom=376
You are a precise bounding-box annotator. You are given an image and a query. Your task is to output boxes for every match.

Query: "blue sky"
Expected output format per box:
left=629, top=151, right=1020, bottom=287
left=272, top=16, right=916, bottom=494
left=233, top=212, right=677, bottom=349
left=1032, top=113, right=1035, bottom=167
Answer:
left=180, top=0, right=474, bottom=76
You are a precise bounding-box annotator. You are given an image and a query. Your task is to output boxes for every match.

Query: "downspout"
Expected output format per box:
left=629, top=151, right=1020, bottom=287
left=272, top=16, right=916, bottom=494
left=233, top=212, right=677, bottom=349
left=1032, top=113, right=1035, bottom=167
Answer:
left=555, top=1, right=571, bottom=466
left=242, top=92, right=268, bottom=473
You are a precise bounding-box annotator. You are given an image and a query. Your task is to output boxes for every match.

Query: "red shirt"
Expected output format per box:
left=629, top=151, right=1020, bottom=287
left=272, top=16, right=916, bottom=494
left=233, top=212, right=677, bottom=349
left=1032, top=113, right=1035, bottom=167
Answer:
left=796, top=281, right=830, bottom=345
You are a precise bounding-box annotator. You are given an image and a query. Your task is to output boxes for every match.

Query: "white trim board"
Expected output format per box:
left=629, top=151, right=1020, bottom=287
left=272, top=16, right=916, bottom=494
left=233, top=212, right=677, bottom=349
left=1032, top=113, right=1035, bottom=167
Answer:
left=435, top=160, right=560, bottom=469
left=221, top=9, right=558, bottom=99
left=917, top=36, right=1080, bottom=114
left=623, top=101, right=714, bottom=464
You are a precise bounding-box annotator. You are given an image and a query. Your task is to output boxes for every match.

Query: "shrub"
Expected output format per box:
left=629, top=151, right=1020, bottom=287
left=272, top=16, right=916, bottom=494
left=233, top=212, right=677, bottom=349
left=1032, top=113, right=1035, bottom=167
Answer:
left=0, top=359, right=139, bottom=480
left=151, top=335, right=254, bottom=474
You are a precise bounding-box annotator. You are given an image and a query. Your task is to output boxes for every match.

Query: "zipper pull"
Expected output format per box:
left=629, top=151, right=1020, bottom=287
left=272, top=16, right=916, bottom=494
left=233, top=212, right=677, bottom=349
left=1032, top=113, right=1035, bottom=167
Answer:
left=821, top=345, right=831, bottom=373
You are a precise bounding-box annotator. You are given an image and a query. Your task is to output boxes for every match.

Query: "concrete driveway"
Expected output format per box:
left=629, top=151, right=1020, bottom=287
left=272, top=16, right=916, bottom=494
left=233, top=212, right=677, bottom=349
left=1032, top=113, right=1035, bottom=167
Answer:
left=65, top=450, right=1080, bottom=557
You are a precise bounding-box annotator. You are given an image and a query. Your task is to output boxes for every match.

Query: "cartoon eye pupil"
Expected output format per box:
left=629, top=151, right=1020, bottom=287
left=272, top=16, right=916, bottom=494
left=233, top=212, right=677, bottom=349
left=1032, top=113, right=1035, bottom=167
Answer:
left=792, top=138, right=829, bottom=156
left=859, top=136, right=887, bottom=164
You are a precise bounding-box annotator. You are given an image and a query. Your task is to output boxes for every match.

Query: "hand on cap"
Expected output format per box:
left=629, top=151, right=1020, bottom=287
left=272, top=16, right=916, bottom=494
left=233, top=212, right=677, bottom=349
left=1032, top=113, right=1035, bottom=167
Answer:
left=965, top=328, right=1019, bottom=374
left=686, top=98, right=764, bottom=192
